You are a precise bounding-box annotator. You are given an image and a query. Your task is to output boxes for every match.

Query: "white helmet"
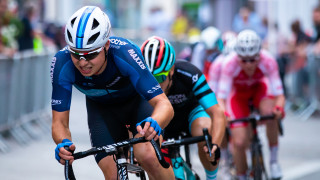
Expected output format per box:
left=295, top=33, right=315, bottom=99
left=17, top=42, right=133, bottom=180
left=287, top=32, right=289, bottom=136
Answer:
left=200, top=26, right=223, bottom=50
left=65, top=6, right=111, bottom=51
left=235, top=29, right=261, bottom=57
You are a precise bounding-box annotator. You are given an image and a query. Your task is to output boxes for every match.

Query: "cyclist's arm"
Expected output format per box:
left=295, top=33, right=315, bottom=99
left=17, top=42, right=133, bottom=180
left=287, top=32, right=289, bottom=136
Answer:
left=52, top=110, right=75, bottom=164
left=273, top=94, right=286, bottom=119
left=138, top=93, right=174, bottom=140
left=148, top=93, right=174, bottom=129
left=264, top=54, right=286, bottom=118
left=205, top=104, right=226, bottom=146
left=52, top=110, right=72, bottom=144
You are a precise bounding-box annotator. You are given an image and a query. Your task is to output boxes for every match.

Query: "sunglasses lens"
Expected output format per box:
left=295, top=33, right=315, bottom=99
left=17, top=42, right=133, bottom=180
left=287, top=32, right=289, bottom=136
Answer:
left=242, top=59, right=255, bottom=63
left=154, top=75, right=167, bottom=83
left=70, top=52, right=100, bottom=61
left=70, top=53, right=81, bottom=59
left=85, top=52, right=100, bottom=60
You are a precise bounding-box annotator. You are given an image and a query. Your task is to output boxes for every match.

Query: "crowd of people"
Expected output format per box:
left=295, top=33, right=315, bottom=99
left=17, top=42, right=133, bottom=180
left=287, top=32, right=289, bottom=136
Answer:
left=49, top=3, right=320, bottom=180
left=0, top=0, right=64, bottom=58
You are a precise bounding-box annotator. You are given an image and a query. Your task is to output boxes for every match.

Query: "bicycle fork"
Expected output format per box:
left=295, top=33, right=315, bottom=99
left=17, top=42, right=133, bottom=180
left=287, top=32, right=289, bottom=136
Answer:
left=116, top=148, right=129, bottom=180
left=251, top=136, right=268, bottom=180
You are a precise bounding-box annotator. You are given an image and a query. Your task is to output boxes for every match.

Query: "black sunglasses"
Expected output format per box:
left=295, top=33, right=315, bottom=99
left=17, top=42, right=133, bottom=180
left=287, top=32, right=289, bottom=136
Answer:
left=241, top=59, right=256, bottom=63
left=68, top=46, right=103, bottom=61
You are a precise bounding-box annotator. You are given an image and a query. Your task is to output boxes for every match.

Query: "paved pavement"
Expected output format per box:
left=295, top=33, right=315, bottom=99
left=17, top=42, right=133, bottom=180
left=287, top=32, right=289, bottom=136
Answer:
left=1, top=90, right=320, bottom=180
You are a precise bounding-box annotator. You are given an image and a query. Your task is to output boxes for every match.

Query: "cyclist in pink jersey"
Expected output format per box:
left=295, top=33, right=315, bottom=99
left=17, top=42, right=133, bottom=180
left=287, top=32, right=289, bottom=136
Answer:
left=217, top=30, right=285, bottom=180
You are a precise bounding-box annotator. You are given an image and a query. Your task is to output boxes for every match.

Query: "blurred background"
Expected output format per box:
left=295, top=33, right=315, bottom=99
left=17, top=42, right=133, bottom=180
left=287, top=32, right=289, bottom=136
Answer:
left=1, top=0, right=320, bottom=179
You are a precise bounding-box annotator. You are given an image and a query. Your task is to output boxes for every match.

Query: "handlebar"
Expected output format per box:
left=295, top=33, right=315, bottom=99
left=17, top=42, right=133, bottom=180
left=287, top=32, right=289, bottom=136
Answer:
left=230, top=114, right=283, bottom=136
left=161, top=128, right=220, bottom=166
left=64, top=137, right=169, bottom=180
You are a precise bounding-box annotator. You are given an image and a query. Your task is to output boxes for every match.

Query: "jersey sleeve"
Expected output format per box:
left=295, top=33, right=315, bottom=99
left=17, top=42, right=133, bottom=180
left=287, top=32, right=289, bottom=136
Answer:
left=262, top=52, right=284, bottom=96
left=217, top=54, right=235, bottom=99
left=51, top=49, right=75, bottom=112
left=111, top=38, right=163, bottom=101
left=183, top=62, right=218, bottom=110
left=208, top=54, right=224, bottom=93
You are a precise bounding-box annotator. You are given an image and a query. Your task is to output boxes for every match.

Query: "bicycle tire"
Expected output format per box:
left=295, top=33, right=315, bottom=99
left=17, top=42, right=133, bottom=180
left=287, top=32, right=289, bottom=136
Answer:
left=251, top=142, right=266, bottom=180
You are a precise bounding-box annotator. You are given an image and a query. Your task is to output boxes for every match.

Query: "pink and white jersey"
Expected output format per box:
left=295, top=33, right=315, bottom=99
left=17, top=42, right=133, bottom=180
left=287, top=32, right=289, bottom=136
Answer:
left=208, top=54, right=225, bottom=93
left=218, top=50, right=284, bottom=99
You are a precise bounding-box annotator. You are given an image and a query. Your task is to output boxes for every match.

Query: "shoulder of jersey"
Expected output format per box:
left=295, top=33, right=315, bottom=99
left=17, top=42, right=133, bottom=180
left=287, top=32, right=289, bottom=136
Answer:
left=260, top=49, right=275, bottom=60
left=221, top=52, right=238, bottom=72
left=259, top=49, right=277, bottom=70
left=54, top=46, right=72, bottom=62
left=109, top=36, right=135, bottom=48
left=175, top=59, right=199, bottom=71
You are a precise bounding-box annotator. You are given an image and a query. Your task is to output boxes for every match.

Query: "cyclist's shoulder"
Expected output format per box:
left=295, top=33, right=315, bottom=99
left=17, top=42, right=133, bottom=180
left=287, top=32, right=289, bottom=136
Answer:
left=54, top=46, right=71, bottom=60
left=220, top=52, right=239, bottom=73
left=109, top=36, right=140, bottom=52
left=175, top=59, right=202, bottom=77
left=174, top=60, right=207, bottom=88
left=259, top=50, right=278, bottom=71
left=259, top=49, right=276, bottom=61
left=52, top=46, right=74, bottom=71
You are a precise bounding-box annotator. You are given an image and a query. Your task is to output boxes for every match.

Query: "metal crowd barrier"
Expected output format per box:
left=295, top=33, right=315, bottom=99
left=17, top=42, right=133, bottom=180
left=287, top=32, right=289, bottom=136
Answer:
left=285, top=51, right=320, bottom=121
left=0, top=50, right=53, bottom=152
left=297, top=53, right=320, bottom=121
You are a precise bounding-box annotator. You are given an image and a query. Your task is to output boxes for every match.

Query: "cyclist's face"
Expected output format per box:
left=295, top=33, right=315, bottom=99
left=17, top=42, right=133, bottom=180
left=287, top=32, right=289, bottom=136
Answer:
left=238, top=54, right=260, bottom=76
left=70, top=41, right=110, bottom=76
left=158, top=68, right=174, bottom=95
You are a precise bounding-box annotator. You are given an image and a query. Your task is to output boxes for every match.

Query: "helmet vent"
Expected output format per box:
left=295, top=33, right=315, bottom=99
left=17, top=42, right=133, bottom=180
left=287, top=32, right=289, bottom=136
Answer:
left=70, top=17, right=76, bottom=28
left=67, top=30, right=73, bottom=43
left=92, top=19, right=99, bottom=30
left=87, top=32, right=100, bottom=45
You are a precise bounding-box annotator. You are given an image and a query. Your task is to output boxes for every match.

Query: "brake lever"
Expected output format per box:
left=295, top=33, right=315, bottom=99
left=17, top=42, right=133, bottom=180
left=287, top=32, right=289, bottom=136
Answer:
left=203, top=128, right=212, bottom=157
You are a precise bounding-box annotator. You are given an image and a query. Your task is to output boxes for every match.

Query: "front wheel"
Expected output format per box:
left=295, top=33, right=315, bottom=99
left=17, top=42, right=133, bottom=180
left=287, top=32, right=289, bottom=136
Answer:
left=251, top=143, right=267, bottom=180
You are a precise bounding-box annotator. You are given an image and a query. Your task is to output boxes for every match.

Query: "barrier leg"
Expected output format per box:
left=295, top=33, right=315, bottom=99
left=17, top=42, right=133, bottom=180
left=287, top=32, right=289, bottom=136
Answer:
left=0, top=135, right=10, bottom=153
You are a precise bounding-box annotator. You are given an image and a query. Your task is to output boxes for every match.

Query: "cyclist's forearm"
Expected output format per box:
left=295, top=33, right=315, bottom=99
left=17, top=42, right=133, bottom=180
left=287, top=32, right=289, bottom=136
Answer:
left=274, top=94, right=286, bottom=108
left=52, top=110, right=72, bottom=144
left=149, top=93, right=174, bottom=129
left=207, top=105, right=226, bottom=146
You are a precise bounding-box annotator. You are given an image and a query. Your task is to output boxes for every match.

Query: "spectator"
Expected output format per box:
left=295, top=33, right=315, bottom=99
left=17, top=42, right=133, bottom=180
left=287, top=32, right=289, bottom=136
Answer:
left=232, top=6, right=267, bottom=39
left=312, top=5, right=320, bottom=43
left=171, top=9, right=189, bottom=40
left=289, top=20, right=312, bottom=101
left=145, top=6, right=172, bottom=39
left=0, top=0, right=21, bottom=58
left=17, top=5, right=35, bottom=51
left=311, top=5, right=320, bottom=55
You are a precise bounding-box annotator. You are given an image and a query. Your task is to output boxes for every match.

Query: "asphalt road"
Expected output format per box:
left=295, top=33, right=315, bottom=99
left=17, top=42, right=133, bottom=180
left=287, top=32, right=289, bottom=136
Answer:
left=1, top=90, right=320, bottom=180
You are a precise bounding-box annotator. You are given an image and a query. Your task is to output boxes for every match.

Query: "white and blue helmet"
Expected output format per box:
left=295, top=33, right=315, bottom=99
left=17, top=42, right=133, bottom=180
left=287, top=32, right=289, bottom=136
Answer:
left=65, top=6, right=111, bottom=51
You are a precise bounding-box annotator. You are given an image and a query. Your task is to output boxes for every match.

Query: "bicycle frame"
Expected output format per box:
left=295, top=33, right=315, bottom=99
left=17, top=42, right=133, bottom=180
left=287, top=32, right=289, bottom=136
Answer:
left=170, top=145, right=200, bottom=180
left=230, top=114, right=282, bottom=180
left=162, top=128, right=216, bottom=180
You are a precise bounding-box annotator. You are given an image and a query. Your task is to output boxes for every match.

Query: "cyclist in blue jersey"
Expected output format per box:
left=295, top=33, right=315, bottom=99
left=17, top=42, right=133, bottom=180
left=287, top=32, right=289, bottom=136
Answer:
left=51, top=6, right=175, bottom=179
left=141, top=36, right=226, bottom=180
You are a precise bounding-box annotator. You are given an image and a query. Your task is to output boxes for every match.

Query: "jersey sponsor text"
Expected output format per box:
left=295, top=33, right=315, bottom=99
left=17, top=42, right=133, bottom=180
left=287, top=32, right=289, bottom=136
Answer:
left=128, top=49, right=146, bottom=69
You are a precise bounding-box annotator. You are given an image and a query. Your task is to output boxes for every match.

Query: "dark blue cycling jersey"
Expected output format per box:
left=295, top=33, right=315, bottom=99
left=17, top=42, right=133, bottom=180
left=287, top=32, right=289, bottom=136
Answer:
left=51, top=36, right=163, bottom=112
